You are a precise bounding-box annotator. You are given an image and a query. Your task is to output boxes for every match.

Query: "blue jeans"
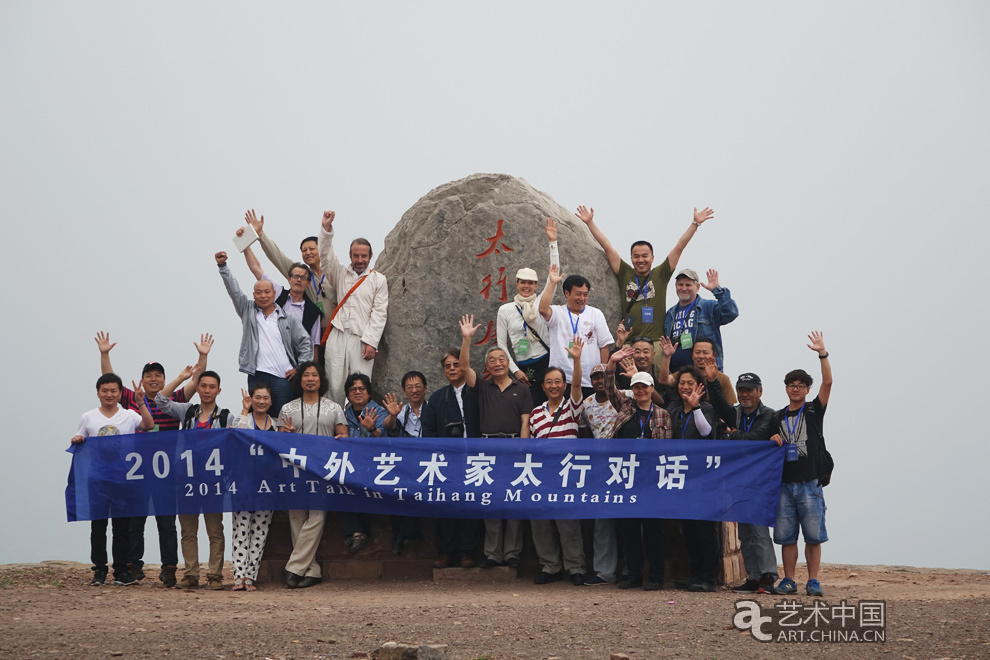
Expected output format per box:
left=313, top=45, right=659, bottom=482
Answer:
left=249, top=371, right=296, bottom=419
left=774, top=480, right=828, bottom=545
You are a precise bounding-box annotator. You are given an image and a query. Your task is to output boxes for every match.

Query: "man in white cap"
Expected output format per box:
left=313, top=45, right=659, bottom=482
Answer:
left=663, top=267, right=738, bottom=372
left=496, top=218, right=560, bottom=406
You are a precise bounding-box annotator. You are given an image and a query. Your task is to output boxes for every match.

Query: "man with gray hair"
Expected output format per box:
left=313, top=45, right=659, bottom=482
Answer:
left=663, top=267, right=738, bottom=372
left=318, top=210, right=389, bottom=404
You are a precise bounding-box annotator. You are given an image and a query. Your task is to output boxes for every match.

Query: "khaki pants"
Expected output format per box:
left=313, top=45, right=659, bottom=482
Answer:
left=483, top=519, right=522, bottom=563
left=531, top=519, right=587, bottom=575
left=179, top=513, right=225, bottom=578
left=286, top=510, right=326, bottom=578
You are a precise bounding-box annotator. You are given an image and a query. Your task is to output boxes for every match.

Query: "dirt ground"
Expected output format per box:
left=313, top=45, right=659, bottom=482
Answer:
left=1, top=561, right=988, bottom=660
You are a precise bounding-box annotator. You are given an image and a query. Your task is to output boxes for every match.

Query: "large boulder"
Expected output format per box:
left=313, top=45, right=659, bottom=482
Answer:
left=373, top=173, right=621, bottom=397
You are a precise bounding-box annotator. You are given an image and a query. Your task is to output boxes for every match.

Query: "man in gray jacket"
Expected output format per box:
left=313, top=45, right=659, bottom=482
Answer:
left=215, top=251, right=312, bottom=417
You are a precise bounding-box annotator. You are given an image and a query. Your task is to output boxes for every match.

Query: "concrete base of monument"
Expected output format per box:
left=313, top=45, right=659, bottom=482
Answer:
left=255, top=511, right=746, bottom=585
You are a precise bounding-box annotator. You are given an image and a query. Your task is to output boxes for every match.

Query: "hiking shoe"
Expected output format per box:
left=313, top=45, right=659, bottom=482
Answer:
left=177, top=574, right=199, bottom=589
left=504, top=558, right=520, bottom=569
left=159, top=565, right=177, bottom=588
left=90, top=566, right=108, bottom=586
left=534, top=571, right=563, bottom=585
left=481, top=558, right=501, bottom=569
left=806, top=579, right=824, bottom=596
left=459, top=556, right=477, bottom=569
left=618, top=577, right=643, bottom=589
left=674, top=578, right=693, bottom=590
left=112, top=571, right=137, bottom=586
left=689, top=580, right=716, bottom=592
left=643, top=579, right=664, bottom=591
left=127, top=564, right=145, bottom=581
left=207, top=574, right=224, bottom=591
left=773, top=577, right=797, bottom=595
left=732, top=578, right=761, bottom=593
left=585, top=576, right=611, bottom=586
left=758, top=573, right=776, bottom=593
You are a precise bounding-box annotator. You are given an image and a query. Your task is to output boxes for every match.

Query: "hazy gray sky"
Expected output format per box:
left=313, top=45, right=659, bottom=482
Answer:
left=2, top=1, right=988, bottom=569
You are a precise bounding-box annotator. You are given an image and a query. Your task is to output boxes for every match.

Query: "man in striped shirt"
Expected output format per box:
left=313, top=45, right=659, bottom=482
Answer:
left=529, top=337, right=589, bottom=586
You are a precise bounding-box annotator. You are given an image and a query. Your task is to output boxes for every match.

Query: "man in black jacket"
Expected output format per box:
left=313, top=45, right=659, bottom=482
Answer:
left=421, top=349, right=482, bottom=568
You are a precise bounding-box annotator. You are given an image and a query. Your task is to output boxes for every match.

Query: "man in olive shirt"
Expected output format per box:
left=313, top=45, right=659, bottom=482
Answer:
left=575, top=204, right=714, bottom=364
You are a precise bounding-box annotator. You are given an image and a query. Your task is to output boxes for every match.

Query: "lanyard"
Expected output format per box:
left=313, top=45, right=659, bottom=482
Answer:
left=515, top=306, right=529, bottom=337
left=635, top=271, right=652, bottom=302
left=675, top=297, right=699, bottom=326
left=638, top=404, right=653, bottom=438
left=785, top=403, right=806, bottom=442
left=197, top=406, right=217, bottom=428
left=740, top=409, right=756, bottom=433
left=678, top=409, right=693, bottom=438
left=253, top=413, right=270, bottom=431
left=567, top=308, right=582, bottom=336
left=143, top=396, right=154, bottom=412
left=301, top=397, right=322, bottom=433
left=311, top=272, right=325, bottom=295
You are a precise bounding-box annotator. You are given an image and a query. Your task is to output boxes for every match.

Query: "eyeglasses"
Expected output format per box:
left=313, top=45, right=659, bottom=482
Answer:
left=289, top=274, right=308, bottom=280
left=348, top=386, right=367, bottom=393
left=404, top=384, right=425, bottom=391
left=786, top=383, right=809, bottom=390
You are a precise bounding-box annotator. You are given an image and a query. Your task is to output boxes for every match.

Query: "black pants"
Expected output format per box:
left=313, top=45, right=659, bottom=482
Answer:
left=621, top=518, right=665, bottom=581
left=682, top=519, right=719, bottom=583
left=127, top=515, right=179, bottom=567
left=435, top=518, right=482, bottom=557
left=91, top=517, right=130, bottom=576
left=391, top=515, right=420, bottom=540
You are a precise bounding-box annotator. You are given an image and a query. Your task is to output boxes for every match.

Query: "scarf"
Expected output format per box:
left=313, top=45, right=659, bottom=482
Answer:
left=514, top=292, right=539, bottom=324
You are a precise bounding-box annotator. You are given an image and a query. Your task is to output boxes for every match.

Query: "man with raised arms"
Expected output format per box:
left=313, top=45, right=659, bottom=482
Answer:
left=318, top=210, right=389, bottom=405
left=575, top=204, right=714, bottom=365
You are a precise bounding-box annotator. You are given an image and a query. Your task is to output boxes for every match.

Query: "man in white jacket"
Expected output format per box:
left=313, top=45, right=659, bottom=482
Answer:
left=318, top=210, right=389, bottom=404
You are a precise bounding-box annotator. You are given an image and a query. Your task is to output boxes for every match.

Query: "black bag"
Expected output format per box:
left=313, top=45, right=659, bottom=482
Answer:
left=818, top=435, right=834, bottom=487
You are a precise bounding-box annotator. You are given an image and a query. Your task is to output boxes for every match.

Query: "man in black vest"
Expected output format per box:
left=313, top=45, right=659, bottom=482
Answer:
left=237, top=227, right=325, bottom=361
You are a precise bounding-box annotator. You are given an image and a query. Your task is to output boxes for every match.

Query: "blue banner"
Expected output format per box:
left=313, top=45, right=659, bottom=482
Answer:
left=65, top=429, right=783, bottom=526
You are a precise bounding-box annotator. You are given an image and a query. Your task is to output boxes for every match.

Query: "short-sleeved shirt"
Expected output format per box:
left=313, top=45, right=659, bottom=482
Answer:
left=616, top=257, right=673, bottom=340
left=545, top=304, right=614, bottom=388
left=121, top=387, right=187, bottom=432
left=281, top=397, right=346, bottom=436
left=530, top=397, right=584, bottom=439
left=472, top=378, right=534, bottom=436
left=581, top=394, right=620, bottom=439
left=76, top=407, right=143, bottom=438
left=668, top=297, right=701, bottom=370
left=778, top=396, right=827, bottom=483
left=391, top=403, right=423, bottom=437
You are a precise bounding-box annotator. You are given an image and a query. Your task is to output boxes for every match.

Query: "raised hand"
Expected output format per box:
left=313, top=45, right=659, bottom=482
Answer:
left=245, top=209, right=264, bottom=234
left=280, top=415, right=296, bottom=433
left=566, top=336, right=585, bottom=360
left=215, top=251, right=228, bottom=265
left=321, top=210, right=336, bottom=232
left=359, top=407, right=378, bottom=432
left=547, top=263, right=563, bottom=286
left=95, top=331, right=116, bottom=354
left=178, top=364, right=200, bottom=382
left=658, top=336, right=676, bottom=358
left=241, top=388, right=252, bottom=414
left=383, top=393, right=402, bottom=417
left=195, top=333, right=214, bottom=356
left=609, top=346, right=635, bottom=365
left=700, top=268, right=720, bottom=291
left=615, top=321, right=630, bottom=347
left=693, top=207, right=714, bottom=225
left=235, top=226, right=245, bottom=237
left=545, top=217, right=558, bottom=242
left=459, top=314, right=480, bottom=339
left=685, top=382, right=705, bottom=408
left=132, top=380, right=146, bottom=402
left=807, top=330, right=826, bottom=355
left=620, top=356, right=638, bottom=380
left=574, top=205, right=594, bottom=225
left=703, top=356, right=720, bottom=382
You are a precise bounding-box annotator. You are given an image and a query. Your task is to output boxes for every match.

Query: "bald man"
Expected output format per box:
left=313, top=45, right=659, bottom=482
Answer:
left=216, top=251, right=312, bottom=417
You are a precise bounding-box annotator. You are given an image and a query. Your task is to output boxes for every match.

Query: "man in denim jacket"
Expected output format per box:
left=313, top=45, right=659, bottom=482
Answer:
left=663, top=268, right=738, bottom=372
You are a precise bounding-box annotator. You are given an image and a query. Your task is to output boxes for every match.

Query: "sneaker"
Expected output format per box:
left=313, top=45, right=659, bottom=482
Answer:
left=732, top=578, right=761, bottom=593
left=643, top=579, right=664, bottom=591
left=618, top=577, right=643, bottom=589
left=773, top=577, right=797, bottom=595
left=177, top=574, right=199, bottom=589
left=806, top=579, right=824, bottom=596
left=584, top=576, right=611, bottom=586
left=570, top=572, right=585, bottom=586
left=159, top=565, right=177, bottom=588
left=688, top=580, right=716, bottom=593
left=758, top=573, right=776, bottom=594
left=127, top=564, right=145, bottom=581
left=90, top=567, right=108, bottom=586
left=112, top=571, right=137, bottom=586
left=207, top=574, right=224, bottom=591
left=533, top=571, right=563, bottom=585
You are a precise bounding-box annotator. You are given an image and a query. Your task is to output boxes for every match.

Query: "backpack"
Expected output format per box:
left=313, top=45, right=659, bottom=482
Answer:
left=183, top=405, right=230, bottom=430
left=818, top=435, right=834, bottom=487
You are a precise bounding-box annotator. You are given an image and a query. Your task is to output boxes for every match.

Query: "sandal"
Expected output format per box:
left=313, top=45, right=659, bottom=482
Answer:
left=244, top=578, right=256, bottom=592
left=349, top=532, right=370, bottom=554
left=232, top=577, right=245, bottom=591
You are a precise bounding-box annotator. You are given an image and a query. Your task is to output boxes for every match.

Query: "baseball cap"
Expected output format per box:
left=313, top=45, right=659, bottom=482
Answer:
left=735, top=372, right=762, bottom=389
left=674, top=268, right=699, bottom=282
left=630, top=372, right=654, bottom=387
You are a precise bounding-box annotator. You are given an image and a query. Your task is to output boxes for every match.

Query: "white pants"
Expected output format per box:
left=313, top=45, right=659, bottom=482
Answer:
left=325, top=331, right=375, bottom=406
left=231, top=510, right=273, bottom=580
left=286, top=510, right=326, bottom=578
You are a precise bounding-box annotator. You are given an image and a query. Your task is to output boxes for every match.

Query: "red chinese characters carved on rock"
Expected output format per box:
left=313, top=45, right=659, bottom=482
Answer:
left=480, top=267, right=507, bottom=303
left=474, top=219, right=514, bottom=258
left=473, top=320, right=497, bottom=346
left=474, top=219, right=514, bottom=346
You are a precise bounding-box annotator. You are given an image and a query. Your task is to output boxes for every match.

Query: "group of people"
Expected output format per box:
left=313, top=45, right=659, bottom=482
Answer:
left=72, top=204, right=834, bottom=598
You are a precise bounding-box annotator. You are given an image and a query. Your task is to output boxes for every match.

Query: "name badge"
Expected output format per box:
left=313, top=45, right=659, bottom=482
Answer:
left=679, top=331, right=693, bottom=349
left=316, top=301, right=325, bottom=314
left=785, top=444, right=799, bottom=461
left=516, top=338, right=530, bottom=356
left=641, top=306, right=654, bottom=323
